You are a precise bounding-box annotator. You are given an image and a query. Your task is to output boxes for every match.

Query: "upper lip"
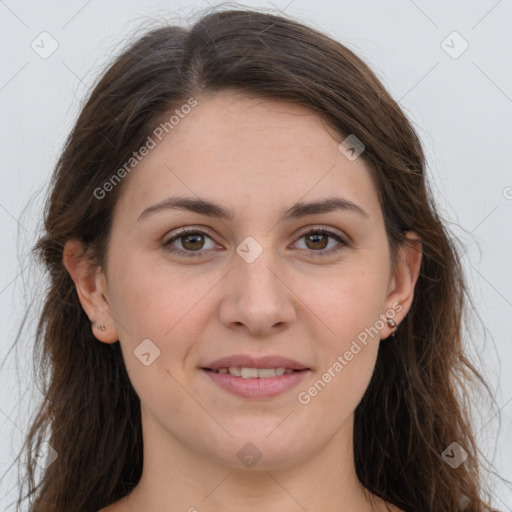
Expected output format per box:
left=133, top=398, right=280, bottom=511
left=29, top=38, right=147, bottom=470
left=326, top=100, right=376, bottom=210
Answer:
left=202, top=355, right=310, bottom=370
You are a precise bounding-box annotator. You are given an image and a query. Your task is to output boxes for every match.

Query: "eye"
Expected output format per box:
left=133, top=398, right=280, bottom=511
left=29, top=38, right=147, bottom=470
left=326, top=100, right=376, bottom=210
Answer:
left=163, top=228, right=219, bottom=257
left=292, top=227, right=348, bottom=257
left=163, top=226, right=349, bottom=258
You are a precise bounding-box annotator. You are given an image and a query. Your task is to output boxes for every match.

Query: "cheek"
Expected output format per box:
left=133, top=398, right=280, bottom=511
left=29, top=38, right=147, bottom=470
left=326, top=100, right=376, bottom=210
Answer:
left=303, top=264, right=388, bottom=338
left=303, top=301, right=381, bottom=425
left=302, top=263, right=386, bottom=400
left=106, top=250, right=214, bottom=382
left=107, top=248, right=193, bottom=338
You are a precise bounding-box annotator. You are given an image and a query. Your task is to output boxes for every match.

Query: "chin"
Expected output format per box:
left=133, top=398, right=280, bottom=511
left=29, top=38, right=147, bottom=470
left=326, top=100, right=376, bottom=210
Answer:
left=212, top=429, right=308, bottom=470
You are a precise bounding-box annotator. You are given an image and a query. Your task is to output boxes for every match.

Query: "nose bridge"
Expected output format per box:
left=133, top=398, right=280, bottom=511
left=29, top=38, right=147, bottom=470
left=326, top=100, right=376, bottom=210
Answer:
left=235, top=235, right=282, bottom=302
left=219, top=235, right=296, bottom=334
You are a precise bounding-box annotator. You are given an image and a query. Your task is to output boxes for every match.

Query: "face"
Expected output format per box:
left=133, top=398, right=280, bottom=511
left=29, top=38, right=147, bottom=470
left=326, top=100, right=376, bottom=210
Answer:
left=68, top=91, right=419, bottom=471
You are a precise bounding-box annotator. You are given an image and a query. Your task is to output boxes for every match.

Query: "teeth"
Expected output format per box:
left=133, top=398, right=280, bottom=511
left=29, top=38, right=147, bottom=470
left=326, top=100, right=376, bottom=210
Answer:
left=213, top=367, right=295, bottom=378
left=240, top=367, right=259, bottom=378
left=229, top=366, right=241, bottom=377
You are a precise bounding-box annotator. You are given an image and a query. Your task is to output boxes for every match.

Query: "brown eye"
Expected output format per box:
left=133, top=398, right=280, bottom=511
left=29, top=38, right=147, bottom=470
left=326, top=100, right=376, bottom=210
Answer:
left=304, top=232, right=329, bottom=250
left=181, top=233, right=205, bottom=251
left=164, top=228, right=218, bottom=257
left=294, top=228, right=348, bottom=257
left=163, top=227, right=348, bottom=259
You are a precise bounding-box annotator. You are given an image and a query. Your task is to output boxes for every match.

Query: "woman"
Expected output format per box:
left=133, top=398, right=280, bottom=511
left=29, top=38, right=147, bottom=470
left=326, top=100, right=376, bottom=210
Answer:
left=16, top=6, right=503, bottom=512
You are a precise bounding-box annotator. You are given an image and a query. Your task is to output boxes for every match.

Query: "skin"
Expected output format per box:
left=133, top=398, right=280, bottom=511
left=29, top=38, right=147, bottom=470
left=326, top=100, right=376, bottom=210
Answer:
left=63, top=91, right=421, bottom=512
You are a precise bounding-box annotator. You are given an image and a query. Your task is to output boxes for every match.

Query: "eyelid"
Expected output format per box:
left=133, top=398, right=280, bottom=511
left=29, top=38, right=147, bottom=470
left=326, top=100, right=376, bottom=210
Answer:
left=163, top=226, right=222, bottom=256
left=293, top=224, right=347, bottom=241
left=163, top=225, right=216, bottom=244
left=163, top=224, right=350, bottom=258
left=291, top=225, right=349, bottom=257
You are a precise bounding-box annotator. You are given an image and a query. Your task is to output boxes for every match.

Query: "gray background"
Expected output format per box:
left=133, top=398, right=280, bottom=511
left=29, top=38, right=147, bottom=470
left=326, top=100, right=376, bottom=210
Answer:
left=1, top=0, right=511, bottom=510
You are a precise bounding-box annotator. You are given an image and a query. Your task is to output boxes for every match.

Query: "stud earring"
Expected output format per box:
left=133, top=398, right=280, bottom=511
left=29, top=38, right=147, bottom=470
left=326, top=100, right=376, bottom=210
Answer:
left=386, top=318, right=396, bottom=329
left=95, top=323, right=106, bottom=331
left=386, top=318, right=397, bottom=337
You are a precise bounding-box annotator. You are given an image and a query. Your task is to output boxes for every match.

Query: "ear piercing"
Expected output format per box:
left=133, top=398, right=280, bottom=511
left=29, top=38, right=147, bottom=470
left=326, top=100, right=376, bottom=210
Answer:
left=386, top=318, right=397, bottom=328
left=94, top=322, right=106, bottom=331
left=386, top=317, right=397, bottom=337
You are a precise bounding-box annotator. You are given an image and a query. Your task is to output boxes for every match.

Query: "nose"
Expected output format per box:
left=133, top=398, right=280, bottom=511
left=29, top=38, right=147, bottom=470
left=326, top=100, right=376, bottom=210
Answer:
left=217, top=244, right=297, bottom=337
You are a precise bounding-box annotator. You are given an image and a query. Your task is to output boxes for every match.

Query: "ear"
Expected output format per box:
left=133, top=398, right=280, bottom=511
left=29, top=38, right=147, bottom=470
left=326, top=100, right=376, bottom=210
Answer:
left=384, top=231, right=422, bottom=334
left=62, top=238, right=119, bottom=343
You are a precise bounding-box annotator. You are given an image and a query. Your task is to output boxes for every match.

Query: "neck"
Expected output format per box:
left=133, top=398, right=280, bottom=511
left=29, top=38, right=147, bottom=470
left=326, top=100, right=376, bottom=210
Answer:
left=123, top=408, right=388, bottom=512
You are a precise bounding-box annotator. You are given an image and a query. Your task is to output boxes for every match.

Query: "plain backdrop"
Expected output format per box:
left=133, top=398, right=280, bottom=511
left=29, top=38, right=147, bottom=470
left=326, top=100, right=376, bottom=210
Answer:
left=1, top=0, right=511, bottom=510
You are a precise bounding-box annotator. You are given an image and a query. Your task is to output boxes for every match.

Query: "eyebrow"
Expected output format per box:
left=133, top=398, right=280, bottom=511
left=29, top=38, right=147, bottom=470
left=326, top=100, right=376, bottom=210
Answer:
left=137, top=196, right=369, bottom=223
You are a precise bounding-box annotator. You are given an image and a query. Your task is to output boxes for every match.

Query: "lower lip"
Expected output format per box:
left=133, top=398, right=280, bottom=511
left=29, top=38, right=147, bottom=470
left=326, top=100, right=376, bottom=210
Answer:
left=202, top=369, right=310, bottom=399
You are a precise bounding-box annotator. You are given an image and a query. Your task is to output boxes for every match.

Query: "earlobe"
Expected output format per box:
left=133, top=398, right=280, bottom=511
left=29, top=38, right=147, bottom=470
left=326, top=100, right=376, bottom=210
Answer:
left=62, top=238, right=118, bottom=343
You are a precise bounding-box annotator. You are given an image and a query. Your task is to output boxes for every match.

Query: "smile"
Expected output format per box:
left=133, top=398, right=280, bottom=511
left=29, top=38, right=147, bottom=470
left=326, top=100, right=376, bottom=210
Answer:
left=205, top=367, right=299, bottom=378
left=201, top=367, right=310, bottom=398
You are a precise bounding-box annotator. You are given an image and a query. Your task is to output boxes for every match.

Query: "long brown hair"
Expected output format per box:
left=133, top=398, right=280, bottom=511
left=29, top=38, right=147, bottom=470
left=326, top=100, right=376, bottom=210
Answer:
left=11, top=6, right=507, bottom=511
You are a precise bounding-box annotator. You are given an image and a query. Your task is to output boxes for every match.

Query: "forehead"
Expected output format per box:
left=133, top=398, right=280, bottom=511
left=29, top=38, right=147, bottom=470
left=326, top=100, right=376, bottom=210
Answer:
left=113, top=92, right=382, bottom=227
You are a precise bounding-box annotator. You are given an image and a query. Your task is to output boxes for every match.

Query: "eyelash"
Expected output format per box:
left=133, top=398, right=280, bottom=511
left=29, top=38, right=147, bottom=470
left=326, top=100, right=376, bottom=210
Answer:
left=163, top=226, right=349, bottom=258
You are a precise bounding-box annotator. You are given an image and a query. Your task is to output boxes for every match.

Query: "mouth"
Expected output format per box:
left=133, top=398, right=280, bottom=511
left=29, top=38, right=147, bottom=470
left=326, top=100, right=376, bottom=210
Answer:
left=202, top=367, right=306, bottom=378
left=201, top=365, right=310, bottom=399
left=200, top=354, right=311, bottom=398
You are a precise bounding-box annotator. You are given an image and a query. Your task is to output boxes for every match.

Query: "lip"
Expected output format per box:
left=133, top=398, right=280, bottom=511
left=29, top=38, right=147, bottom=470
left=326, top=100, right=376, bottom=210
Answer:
left=202, top=368, right=310, bottom=399
left=202, top=354, right=309, bottom=371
